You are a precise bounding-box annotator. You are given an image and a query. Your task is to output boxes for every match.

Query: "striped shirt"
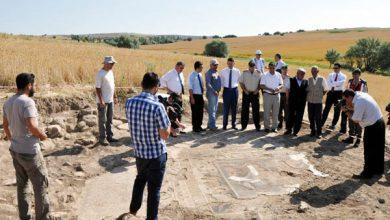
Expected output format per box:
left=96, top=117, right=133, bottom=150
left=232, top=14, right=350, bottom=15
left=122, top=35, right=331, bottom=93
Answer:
left=125, top=92, right=170, bottom=159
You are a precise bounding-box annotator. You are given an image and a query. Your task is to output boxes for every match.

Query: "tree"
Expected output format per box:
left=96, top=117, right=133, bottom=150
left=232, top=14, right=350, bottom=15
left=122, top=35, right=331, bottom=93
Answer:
left=202, top=35, right=208, bottom=39
left=203, top=40, right=229, bottom=58
left=376, top=42, right=390, bottom=70
left=344, top=38, right=381, bottom=72
left=325, top=49, right=341, bottom=67
left=297, top=29, right=305, bottom=33
left=223, top=34, right=237, bottom=38
left=273, top=31, right=281, bottom=35
left=263, top=32, right=270, bottom=36
left=212, top=35, right=221, bottom=39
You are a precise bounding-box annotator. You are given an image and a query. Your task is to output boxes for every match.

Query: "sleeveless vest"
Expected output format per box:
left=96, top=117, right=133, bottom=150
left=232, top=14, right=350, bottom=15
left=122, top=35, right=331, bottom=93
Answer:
left=307, top=77, right=325, bottom=104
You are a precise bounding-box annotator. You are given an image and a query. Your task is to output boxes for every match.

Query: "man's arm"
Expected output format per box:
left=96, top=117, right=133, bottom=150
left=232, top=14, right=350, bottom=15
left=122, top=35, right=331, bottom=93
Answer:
left=333, top=74, right=346, bottom=87
left=26, top=117, right=47, bottom=141
left=3, top=116, right=11, bottom=140
left=156, top=104, right=171, bottom=141
left=96, top=88, right=105, bottom=107
left=205, top=72, right=215, bottom=93
left=159, top=127, right=171, bottom=140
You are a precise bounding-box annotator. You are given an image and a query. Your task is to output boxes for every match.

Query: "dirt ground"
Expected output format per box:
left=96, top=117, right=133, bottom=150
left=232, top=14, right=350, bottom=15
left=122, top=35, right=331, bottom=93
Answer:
left=0, top=89, right=389, bottom=220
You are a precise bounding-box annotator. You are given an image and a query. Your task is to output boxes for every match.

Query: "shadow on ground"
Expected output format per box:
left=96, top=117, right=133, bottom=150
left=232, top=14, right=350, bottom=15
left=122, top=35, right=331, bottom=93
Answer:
left=98, top=149, right=135, bottom=173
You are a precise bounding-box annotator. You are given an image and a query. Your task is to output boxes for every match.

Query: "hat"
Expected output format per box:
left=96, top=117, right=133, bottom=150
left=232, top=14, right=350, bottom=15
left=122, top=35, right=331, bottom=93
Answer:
left=281, top=64, right=288, bottom=69
left=210, top=59, right=219, bottom=65
left=102, top=56, right=117, bottom=64
left=255, top=50, right=262, bottom=55
left=248, top=60, right=256, bottom=67
left=297, top=67, right=306, bottom=73
left=352, top=68, right=361, bottom=74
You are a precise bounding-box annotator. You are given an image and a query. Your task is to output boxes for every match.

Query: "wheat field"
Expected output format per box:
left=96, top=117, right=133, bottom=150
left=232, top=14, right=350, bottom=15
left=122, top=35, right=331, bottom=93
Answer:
left=0, top=32, right=389, bottom=110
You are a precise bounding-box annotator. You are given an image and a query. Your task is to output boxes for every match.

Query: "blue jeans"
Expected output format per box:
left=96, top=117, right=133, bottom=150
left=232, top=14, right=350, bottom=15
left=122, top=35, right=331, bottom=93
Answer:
left=207, top=93, right=219, bottom=129
left=130, top=153, right=167, bottom=220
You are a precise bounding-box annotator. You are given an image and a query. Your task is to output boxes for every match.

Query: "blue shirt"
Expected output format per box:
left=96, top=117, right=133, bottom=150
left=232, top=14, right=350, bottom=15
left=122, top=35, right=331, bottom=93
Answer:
left=205, top=69, right=222, bottom=95
left=296, top=78, right=303, bottom=87
left=125, top=92, right=170, bottom=159
left=188, top=71, right=204, bottom=95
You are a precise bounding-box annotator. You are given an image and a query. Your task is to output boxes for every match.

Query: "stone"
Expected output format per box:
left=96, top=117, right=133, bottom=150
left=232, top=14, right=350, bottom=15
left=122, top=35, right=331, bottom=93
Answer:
left=46, top=125, right=64, bottom=138
left=298, top=201, right=310, bottom=213
left=74, top=164, right=84, bottom=172
left=83, top=115, right=98, bottom=127
left=64, top=133, right=73, bottom=140
left=74, top=171, right=85, bottom=177
left=63, top=161, right=72, bottom=166
left=51, top=118, right=66, bottom=128
left=41, top=139, right=56, bottom=151
left=75, top=121, right=88, bottom=132
left=75, top=137, right=95, bottom=146
left=50, top=211, right=70, bottom=220
left=113, top=119, right=123, bottom=127
left=80, top=108, right=93, bottom=117
left=2, top=178, right=16, bottom=186
left=66, top=124, right=76, bottom=133
left=378, top=198, right=385, bottom=204
left=118, top=123, right=129, bottom=131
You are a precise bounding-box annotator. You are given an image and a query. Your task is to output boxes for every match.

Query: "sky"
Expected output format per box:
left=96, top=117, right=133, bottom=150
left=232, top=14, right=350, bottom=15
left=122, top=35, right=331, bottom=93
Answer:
left=1, top=0, right=389, bottom=36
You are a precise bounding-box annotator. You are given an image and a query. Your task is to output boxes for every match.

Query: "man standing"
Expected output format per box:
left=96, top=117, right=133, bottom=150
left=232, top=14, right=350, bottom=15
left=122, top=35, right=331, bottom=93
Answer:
left=188, top=61, right=206, bottom=132
left=260, top=62, right=284, bottom=132
left=321, top=63, right=346, bottom=130
left=160, top=61, right=186, bottom=124
left=239, top=60, right=262, bottom=131
left=220, top=58, right=241, bottom=130
left=306, top=66, right=329, bottom=138
left=252, top=50, right=266, bottom=73
left=343, top=89, right=385, bottom=179
left=274, top=53, right=286, bottom=73
left=284, top=68, right=308, bottom=136
left=278, top=65, right=290, bottom=129
left=3, top=73, right=50, bottom=220
left=126, top=72, right=171, bottom=219
left=340, top=68, right=368, bottom=147
left=205, top=59, right=222, bottom=131
left=96, top=56, right=118, bottom=146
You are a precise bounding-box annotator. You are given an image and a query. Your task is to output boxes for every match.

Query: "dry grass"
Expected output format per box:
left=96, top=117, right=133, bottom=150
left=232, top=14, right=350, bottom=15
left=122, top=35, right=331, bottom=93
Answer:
left=0, top=31, right=389, bottom=110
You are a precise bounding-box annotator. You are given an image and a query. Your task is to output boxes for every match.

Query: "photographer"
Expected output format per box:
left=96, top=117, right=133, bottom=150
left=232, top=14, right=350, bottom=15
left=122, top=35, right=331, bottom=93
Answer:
left=158, top=93, right=185, bottom=137
left=343, top=89, right=385, bottom=179
left=386, top=103, right=390, bottom=126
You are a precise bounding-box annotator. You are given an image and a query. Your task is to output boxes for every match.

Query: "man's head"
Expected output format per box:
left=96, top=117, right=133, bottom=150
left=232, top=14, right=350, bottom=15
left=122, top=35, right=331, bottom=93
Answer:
left=168, top=92, right=180, bottom=104
left=16, top=73, right=35, bottom=97
left=342, top=89, right=356, bottom=107
left=268, top=62, right=275, bottom=73
left=296, top=68, right=306, bottom=80
left=333, top=63, right=341, bottom=74
left=194, top=61, right=203, bottom=73
left=274, top=53, right=282, bottom=62
left=311, top=65, right=319, bottom=78
left=102, top=56, right=116, bottom=70
left=255, top=50, right=262, bottom=59
left=175, top=61, right=185, bottom=73
left=248, top=60, right=256, bottom=72
left=227, top=57, right=235, bottom=69
left=141, top=72, right=160, bottom=95
left=210, top=59, right=219, bottom=71
left=352, top=68, right=361, bottom=81
left=281, top=64, right=288, bottom=75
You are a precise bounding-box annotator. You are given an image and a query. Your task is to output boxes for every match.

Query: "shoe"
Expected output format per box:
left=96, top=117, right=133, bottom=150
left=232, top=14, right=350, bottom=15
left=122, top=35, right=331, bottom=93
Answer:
left=264, top=129, right=270, bottom=133
left=222, top=127, right=227, bottom=130
left=277, top=123, right=283, bottom=130
left=256, top=127, right=261, bottom=132
left=232, top=126, right=239, bottom=130
left=310, top=131, right=316, bottom=137
left=271, top=128, right=278, bottom=133
left=99, top=140, right=109, bottom=146
left=107, top=138, right=119, bottom=143
left=292, top=132, right=298, bottom=137
left=352, top=139, right=361, bottom=148
left=241, top=127, right=247, bottom=131
left=284, top=130, right=292, bottom=135
left=342, top=136, right=354, bottom=144
left=352, top=173, right=373, bottom=180
left=328, top=125, right=336, bottom=130
left=339, top=129, right=346, bottom=134
left=316, top=134, right=322, bottom=139
left=210, top=127, right=218, bottom=131
left=193, top=129, right=201, bottom=133
left=199, top=128, right=207, bottom=132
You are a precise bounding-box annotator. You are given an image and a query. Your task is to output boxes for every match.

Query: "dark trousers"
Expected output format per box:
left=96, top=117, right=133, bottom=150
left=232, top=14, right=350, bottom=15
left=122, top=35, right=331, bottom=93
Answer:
left=286, top=101, right=306, bottom=134
left=241, top=92, right=260, bottom=129
left=340, top=112, right=362, bottom=138
left=97, top=102, right=114, bottom=141
left=362, top=119, right=385, bottom=176
left=223, top=87, right=238, bottom=128
left=10, top=150, right=50, bottom=220
left=191, top=94, right=204, bottom=130
left=321, top=91, right=342, bottom=127
left=278, top=93, right=288, bottom=128
left=308, top=103, right=323, bottom=135
left=130, top=153, right=167, bottom=220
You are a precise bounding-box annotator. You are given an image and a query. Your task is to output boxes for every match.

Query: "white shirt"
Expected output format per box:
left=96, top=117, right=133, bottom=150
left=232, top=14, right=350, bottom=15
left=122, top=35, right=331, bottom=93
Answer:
left=260, top=72, right=284, bottom=94
left=160, top=69, right=185, bottom=94
left=275, top=60, right=286, bottom=70
left=312, top=76, right=329, bottom=91
left=327, top=71, right=346, bottom=91
left=220, top=67, right=241, bottom=88
left=188, top=71, right=203, bottom=95
left=280, top=74, right=290, bottom=93
left=252, top=58, right=265, bottom=73
left=95, top=69, right=115, bottom=103
left=352, top=92, right=382, bottom=128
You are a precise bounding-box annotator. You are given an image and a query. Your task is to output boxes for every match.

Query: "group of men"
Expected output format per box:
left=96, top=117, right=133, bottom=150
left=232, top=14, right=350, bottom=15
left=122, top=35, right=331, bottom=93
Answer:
left=2, top=55, right=388, bottom=220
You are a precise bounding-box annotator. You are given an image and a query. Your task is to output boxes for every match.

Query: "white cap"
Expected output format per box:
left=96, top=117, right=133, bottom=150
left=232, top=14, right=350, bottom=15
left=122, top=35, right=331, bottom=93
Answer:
left=210, top=59, right=219, bottom=65
left=298, top=67, right=306, bottom=73
left=102, top=56, right=117, bottom=64
left=255, top=50, right=262, bottom=55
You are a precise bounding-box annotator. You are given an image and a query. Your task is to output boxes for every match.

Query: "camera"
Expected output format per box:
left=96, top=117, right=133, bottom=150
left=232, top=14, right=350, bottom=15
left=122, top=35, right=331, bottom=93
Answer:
left=158, top=94, right=183, bottom=122
left=335, top=99, right=347, bottom=108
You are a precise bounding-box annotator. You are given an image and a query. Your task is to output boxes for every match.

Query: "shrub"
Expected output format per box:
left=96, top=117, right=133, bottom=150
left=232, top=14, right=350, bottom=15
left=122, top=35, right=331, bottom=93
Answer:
left=223, top=34, right=237, bottom=38
left=376, top=42, right=390, bottom=70
left=203, top=40, right=229, bottom=58
left=297, top=29, right=305, bottom=33
left=263, top=32, right=270, bottom=36
left=202, top=36, right=208, bottom=39
left=325, top=49, right=341, bottom=67
left=212, top=35, right=221, bottom=39
left=344, top=38, right=380, bottom=72
left=273, top=31, right=281, bottom=35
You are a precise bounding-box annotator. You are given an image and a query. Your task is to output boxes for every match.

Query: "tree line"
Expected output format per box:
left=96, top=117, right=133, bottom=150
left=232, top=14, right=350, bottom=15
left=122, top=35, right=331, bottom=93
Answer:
left=325, top=38, right=390, bottom=75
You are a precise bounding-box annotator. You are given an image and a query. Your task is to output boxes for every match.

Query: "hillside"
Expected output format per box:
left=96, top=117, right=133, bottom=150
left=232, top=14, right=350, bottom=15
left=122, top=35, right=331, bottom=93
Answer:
left=141, top=28, right=390, bottom=67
